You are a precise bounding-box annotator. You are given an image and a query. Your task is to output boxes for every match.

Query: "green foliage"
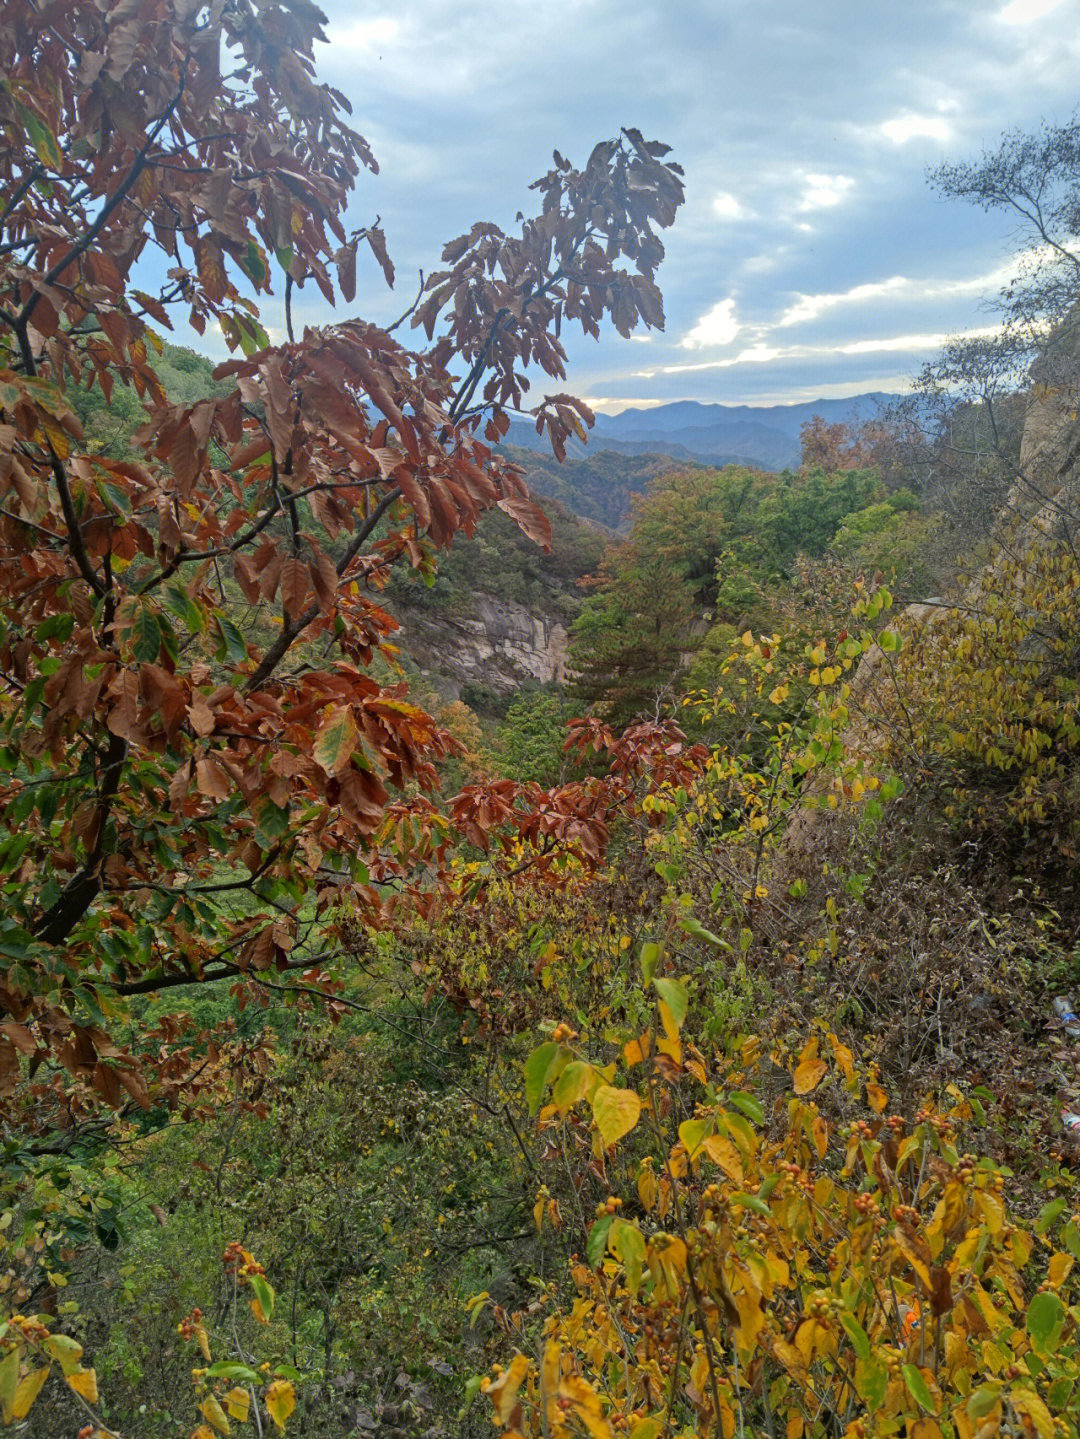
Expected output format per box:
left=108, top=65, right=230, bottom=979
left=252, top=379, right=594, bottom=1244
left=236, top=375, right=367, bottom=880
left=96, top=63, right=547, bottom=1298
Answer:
left=490, top=689, right=572, bottom=786
left=570, top=463, right=898, bottom=722
left=386, top=500, right=602, bottom=627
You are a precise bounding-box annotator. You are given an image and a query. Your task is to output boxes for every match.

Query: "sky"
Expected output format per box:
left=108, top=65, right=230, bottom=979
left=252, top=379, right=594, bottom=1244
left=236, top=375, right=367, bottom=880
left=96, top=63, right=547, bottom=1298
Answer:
left=270, top=0, right=1080, bottom=413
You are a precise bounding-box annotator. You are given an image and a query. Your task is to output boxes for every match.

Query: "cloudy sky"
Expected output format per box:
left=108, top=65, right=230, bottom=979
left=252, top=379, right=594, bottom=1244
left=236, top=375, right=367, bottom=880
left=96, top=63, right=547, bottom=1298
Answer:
left=281, top=0, right=1080, bottom=412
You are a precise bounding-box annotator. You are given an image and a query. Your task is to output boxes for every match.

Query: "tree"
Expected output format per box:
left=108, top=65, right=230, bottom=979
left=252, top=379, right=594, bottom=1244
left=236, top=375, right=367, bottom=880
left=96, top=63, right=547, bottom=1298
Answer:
left=0, top=0, right=684, bottom=1128
left=901, top=117, right=1080, bottom=548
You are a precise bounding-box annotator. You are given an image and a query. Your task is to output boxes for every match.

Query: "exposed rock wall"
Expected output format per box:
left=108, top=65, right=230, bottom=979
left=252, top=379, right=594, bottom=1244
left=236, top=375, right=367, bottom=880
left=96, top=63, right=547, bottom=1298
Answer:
left=398, top=594, right=568, bottom=698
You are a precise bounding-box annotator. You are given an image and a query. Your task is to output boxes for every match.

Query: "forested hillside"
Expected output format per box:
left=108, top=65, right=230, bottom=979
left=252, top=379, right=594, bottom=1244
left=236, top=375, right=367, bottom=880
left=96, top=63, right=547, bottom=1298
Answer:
left=2, top=9, right=1080, bottom=1439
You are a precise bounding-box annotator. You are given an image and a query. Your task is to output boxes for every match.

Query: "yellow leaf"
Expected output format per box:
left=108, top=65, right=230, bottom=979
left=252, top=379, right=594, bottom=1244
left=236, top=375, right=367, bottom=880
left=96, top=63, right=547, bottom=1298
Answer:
left=534, top=1192, right=546, bottom=1233
left=911, top=1422, right=943, bottom=1439
left=541, top=1339, right=561, bottom=1432
left=1048, top=1251, right=1074, bottom=1287
left=811, top=1114, right=828, bottom=1158
left=648, top=1234, right=687, bottom=1300
left=1011, top=1390, right=1054, bottom=1439
left=629, top=1422, right=662, bottom=1439
left=250, top=1296, right=268, bottom=1324
left=941, top=1179, right=968, bottom=1237
left=657, top=1000, right=679, bottom=1044
left=558, top=1374, right=615, bottom=1439
left=827, top=1031, right=855, bottom=1081
left=12, top=1367, right=49, bottom=1420
left=488, top=1354, right=530, bottom=1426
left=225, top=1387, right=251, bottom=1422
left=66, top=1367, right=99, bottom=1405
left=623, top=1033, right=651, bottom=1066
left=701, top=1133, right=744, bottom=1184
left=734, top=1286, right=764, bottom=1344
left=772, top=1338, right=808, bottom=1379
left=200, top=1394, right=231, bottom=1434
left=196, top=1321, right=211, bottom=1362
left=975, top=1191, right=1004, bottom=1238
left=893, top=1229, right=933, bottom=1291
left=591, top=1086, right=641, bottom=1149
left=265, top=1379, right=296, bottom=1432
left=637, top=1164, right=659, bottom=1213
left=793, top=1058, right=827, bottom=1095
left=866, top=1081, right=888, bottom=1113
left=794, top=1319, right=818, bottom=1366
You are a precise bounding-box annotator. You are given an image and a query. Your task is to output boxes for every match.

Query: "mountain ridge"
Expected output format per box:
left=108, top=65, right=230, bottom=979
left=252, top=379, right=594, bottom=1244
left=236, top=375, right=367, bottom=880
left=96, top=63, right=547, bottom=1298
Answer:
left=508, top=391, right=899, bottom=472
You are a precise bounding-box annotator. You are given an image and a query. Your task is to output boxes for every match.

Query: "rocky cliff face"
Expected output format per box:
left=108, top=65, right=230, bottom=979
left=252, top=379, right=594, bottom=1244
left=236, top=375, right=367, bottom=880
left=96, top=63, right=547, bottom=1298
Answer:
left=398, top=593, right=569, bottom=698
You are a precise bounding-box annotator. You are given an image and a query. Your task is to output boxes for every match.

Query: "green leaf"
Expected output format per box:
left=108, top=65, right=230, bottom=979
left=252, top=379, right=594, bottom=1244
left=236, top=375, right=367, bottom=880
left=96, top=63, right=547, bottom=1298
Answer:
left=609, top=1217, right=646, bottom=1295
left=459, top=1374, right=484, bottom=1418
left=213, top=615, right=248, bottom=664
left=901, top=1363, right=938, bottom=1414
left=130, top=608, right=161, bottom=664
left=552, top=1060, right=594, bottom=1112
left=839, top=1311, right=871, bottom=1362
left=854, top=1356, right=887, bottom=1410
left=639, top=940, right=662, bottom=985
left=1026, top=1290, right=1065, bottom=1356
left=678, top=1117, right=714, bottom=1158
left=241, top=240, right=270, bottom=286
left=249, top=1272, right=274, bottom=1320
left=967, top=1383, right=1003, bottom=1421
left=21, top=109, right=63, bottom=169
left=653, top=976, right=688, bottom=1028
left=1036, top=1197, right=1067, bottom=1235
left=586, top=1214, right=612, bottom=1268
left=729, top=1192, right=773, bottom=1218
left=524, top=1042, right=561, bottom=1115
left=679, top=915, right=729, bottom=949
left=207, top=1361, right=259, bottom=1381
left=728, top=1091, right=764, bottom=1126
left=0, top=1345, right=19, bottom=1423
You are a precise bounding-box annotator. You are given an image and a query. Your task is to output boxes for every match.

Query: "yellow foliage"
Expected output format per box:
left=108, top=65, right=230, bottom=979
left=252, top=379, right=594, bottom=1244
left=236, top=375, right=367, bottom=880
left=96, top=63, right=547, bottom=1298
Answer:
left=505, top=1008, right=1080, bottom=1439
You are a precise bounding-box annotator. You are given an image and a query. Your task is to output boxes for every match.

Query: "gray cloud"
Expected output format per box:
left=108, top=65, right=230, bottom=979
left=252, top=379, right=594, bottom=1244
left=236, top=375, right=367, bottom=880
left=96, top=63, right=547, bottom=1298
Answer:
left=245, top=0, right=1080, bottom=408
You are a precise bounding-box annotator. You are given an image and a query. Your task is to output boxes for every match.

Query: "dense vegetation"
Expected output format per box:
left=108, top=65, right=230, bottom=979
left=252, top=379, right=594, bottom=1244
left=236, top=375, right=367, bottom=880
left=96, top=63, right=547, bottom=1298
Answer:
left=2, top=9, right=1080, bottom=1439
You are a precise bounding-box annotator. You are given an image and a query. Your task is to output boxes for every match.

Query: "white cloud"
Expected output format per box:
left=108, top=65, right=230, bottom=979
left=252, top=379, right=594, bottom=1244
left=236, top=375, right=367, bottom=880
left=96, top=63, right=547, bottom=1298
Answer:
left=775, top=258, right=1028, bottom=329
left=582, top=396, right=674, bottom=414
left=997, top=0, right=1064, bottom=23
left=712, top=190, right=752, bottom=220
left=797, top=172, right=854, bottom=212
left=779, top=276, right=910, bottom=327
left=837, top=328, right=998, bottom=354
left=640, top=326, right=1000, bottom=376
left=680, top=297, right=740, bottom=349
left=324, top=17, right=401, bottom=51
left=879, top=114, right=954, bottom=145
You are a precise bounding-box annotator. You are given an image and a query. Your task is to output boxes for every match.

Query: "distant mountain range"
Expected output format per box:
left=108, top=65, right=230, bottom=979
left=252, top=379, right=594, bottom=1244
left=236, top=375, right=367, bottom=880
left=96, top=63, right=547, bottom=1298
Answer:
left=508, top=393, right=899, bottom=474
